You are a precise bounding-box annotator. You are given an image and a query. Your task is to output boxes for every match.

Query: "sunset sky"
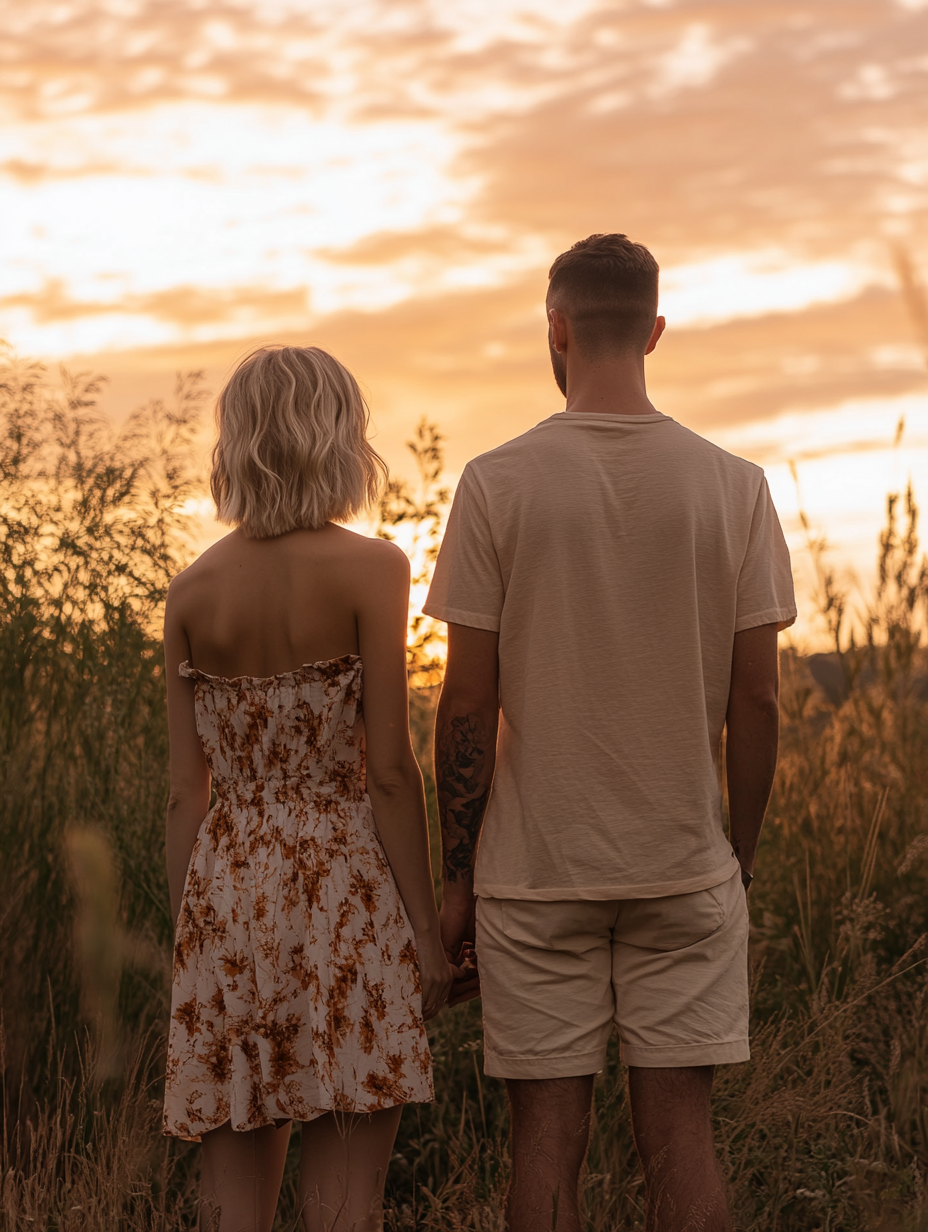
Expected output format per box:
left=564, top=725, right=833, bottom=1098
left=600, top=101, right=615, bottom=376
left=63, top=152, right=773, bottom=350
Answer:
left=3, top=0, right=928, bottom=644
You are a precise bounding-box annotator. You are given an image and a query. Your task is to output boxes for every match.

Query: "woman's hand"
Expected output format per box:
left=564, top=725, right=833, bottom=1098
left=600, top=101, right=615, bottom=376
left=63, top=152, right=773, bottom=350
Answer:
left=416, top=931, right=455, bottom=1021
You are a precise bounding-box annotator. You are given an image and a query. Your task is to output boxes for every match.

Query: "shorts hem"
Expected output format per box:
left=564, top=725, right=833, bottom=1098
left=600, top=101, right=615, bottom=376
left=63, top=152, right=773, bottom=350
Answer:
left=484, top=1047, right=606, bottom=1080
left=620, top=1039, right=750, bottom=1068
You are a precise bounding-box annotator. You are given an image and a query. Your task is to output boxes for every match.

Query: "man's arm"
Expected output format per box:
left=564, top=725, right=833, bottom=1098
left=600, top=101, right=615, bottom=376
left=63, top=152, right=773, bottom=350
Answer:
left=725, top=622, right=780, bottom=884
left=435, top=623, right=500, bottom=997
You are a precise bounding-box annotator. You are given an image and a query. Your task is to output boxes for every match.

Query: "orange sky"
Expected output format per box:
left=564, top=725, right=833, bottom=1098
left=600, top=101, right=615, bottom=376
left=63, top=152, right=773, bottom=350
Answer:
left=3, top=0, right=928, bottom=644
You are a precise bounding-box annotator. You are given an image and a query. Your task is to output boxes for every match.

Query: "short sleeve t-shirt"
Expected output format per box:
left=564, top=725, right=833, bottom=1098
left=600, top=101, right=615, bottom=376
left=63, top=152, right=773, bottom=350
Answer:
left=423, top=411, right=797, bottom=900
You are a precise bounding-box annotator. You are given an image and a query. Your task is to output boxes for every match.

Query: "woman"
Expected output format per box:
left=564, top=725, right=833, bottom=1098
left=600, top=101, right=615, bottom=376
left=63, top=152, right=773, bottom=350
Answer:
left=162, top=345, right=453, bottom=1231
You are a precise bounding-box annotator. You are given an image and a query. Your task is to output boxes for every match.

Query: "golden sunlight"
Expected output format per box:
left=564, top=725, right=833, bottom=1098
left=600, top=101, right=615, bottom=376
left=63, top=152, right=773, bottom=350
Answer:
left=3, top=0, right=928, bottom=644
left=11, top=9, right=928, bottom=1228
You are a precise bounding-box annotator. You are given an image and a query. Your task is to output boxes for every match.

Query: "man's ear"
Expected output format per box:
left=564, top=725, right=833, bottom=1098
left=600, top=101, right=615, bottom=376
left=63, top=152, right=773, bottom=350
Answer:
left=645, top=315, right=666, bottom=355
left=547, top=307, right=570, bottom=353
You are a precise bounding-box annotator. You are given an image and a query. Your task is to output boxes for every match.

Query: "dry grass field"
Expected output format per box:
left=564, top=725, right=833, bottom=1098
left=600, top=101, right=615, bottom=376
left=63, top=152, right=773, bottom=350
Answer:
left=3, top=349, right=928, bottom=1230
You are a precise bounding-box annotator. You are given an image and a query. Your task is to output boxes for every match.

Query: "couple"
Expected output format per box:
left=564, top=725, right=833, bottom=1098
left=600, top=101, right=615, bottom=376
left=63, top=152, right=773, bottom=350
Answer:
left=162, top=233, right=796, bottom=1232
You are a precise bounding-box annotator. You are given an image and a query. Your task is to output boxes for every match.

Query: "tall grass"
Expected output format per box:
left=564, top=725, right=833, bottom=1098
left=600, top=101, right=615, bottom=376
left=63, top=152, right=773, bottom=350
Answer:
left=4, top=350, right=928, bottom=1228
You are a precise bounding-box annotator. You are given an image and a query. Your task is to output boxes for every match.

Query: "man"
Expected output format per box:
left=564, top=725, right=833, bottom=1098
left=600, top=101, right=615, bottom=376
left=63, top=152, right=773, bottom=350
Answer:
left=424, top=233, right=796, bottom=1232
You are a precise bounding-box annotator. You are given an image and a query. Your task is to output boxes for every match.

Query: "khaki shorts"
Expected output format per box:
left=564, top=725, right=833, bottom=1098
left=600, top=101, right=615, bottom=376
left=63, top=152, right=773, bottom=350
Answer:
left=476, top=868, right=749, bottom=1077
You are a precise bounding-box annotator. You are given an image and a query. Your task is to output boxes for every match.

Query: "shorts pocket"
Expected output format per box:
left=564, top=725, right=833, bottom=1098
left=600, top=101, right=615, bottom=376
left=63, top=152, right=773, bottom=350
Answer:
left=499, top=899, right=613, bottom=953
left=498, top=900, right=571, bottom=951
left=616, top=876, right=736, bottom=952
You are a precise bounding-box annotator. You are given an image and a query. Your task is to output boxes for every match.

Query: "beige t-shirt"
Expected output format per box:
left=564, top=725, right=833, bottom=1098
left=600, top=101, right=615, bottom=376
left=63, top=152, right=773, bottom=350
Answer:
left=424, top=411, right=797, bottom=900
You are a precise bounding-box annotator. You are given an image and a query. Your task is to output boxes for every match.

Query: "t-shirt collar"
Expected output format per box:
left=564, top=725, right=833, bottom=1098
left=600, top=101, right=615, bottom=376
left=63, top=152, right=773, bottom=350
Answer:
left=547, top=410, right=671, bottom=425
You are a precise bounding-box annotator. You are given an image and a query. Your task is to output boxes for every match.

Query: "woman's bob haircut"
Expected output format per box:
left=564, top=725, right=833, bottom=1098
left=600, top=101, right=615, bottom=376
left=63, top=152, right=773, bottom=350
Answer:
left=211, top=345, right=387, bottom=539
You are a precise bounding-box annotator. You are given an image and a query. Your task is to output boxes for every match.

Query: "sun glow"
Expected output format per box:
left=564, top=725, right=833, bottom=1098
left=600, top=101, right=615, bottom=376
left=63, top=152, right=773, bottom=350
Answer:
left=1, top=102, right=482, bottom=354
left=2, top=0, right=928, bottom=655
left=659, top=250, right=884, bottom=329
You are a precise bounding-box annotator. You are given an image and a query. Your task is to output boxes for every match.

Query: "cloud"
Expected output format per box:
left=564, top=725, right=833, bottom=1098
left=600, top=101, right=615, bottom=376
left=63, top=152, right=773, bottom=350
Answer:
left=7, top=2, right=928, bottom=266
left=0, top=279, right=309, bottom=326
left=0, top=278, right=315, bottom=354
left=658, top=250, right=886, bottom=328
left=459, top=1, right=928, bottom=263
left=649, top=22, right=753, bottom=97
left=4, top=0, right=928, bottom=514
left=650, top=286, right=926, bottom=432
left=0, top=158, right=121, bottom=183
left=0, top=0, right=601, bottom=122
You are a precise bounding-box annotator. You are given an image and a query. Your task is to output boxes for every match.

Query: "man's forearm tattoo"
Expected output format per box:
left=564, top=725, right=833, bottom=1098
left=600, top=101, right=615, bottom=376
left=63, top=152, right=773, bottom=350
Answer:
left=436, top=712, right=493, bottom=882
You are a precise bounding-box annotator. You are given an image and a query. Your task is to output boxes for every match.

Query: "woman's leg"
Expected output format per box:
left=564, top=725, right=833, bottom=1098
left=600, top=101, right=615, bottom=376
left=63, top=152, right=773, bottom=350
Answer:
left=199, top=1120, right=292, bottom=1232
left=298, top=1106, right=403, bottom=1232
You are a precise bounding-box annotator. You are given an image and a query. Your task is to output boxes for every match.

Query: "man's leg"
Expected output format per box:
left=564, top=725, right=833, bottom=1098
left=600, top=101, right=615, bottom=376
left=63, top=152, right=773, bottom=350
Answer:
left=505, top=1074, right=595, bottom=1232
left=614, top=874, right=748, bottom=1232
left=474, top=897, right=616, bottom=1231
left=628, top=1065, right=730, bottom=1232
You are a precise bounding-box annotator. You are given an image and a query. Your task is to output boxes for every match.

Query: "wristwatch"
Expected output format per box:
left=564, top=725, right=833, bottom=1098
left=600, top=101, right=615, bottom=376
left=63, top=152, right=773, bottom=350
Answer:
left=740, top=868, right=754, bottom=891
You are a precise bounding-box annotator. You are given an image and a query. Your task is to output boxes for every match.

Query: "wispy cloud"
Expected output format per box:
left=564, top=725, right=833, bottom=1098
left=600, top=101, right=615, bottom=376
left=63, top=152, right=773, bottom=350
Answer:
left=2, top=0, right=928, bottom=468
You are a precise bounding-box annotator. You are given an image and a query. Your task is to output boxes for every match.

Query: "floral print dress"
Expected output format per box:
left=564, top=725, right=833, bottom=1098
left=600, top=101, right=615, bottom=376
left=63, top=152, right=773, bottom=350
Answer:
left=163, top=654, right=433, bottom=1141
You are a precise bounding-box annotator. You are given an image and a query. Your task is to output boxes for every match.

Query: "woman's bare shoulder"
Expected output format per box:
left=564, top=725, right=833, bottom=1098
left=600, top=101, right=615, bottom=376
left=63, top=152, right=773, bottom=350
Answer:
left=167, top=525, right=408, bottom=605
left=167, top=532, right=242, bottom=601
left=325, top=526, right=409, bottom=575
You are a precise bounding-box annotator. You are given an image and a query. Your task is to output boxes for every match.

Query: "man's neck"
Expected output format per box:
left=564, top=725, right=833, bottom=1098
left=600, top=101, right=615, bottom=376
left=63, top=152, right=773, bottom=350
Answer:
left=563, top=356, right=657, bottom=417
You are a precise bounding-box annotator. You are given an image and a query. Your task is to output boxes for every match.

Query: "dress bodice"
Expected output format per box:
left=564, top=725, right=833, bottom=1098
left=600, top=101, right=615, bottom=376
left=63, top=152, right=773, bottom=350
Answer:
left=179, top=655, right=366, bottom=803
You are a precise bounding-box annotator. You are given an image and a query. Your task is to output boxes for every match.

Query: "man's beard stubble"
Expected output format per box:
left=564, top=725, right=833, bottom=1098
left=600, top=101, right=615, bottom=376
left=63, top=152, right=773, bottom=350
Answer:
left=548, top=341, right=567, bottom=397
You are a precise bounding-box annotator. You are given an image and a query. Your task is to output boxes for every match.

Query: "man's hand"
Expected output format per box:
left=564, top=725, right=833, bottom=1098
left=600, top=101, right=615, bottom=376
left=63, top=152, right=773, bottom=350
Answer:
left=441, top=880, right=481, bottom=1005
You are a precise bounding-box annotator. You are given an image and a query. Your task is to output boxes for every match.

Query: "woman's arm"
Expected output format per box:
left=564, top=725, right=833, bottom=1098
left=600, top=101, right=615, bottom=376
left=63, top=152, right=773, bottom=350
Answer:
left=357, top=543, right=453, bottom=1020
left=164, top=580, right=211, bottom=925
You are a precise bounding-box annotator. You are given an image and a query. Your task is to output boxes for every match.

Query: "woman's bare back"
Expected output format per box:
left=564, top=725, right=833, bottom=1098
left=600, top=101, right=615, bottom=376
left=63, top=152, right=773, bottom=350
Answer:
left=169, top=523, right=394, bottom=678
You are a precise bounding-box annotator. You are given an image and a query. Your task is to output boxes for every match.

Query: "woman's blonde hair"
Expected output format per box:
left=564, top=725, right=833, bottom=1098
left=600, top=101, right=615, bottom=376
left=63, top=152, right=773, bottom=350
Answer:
left=210, top=345, right=387, bottom=538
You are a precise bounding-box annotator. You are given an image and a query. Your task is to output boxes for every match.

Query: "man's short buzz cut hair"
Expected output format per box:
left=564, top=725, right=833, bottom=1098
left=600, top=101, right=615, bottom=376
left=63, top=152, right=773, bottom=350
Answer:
left=547, top=233, right=659, bottom=358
